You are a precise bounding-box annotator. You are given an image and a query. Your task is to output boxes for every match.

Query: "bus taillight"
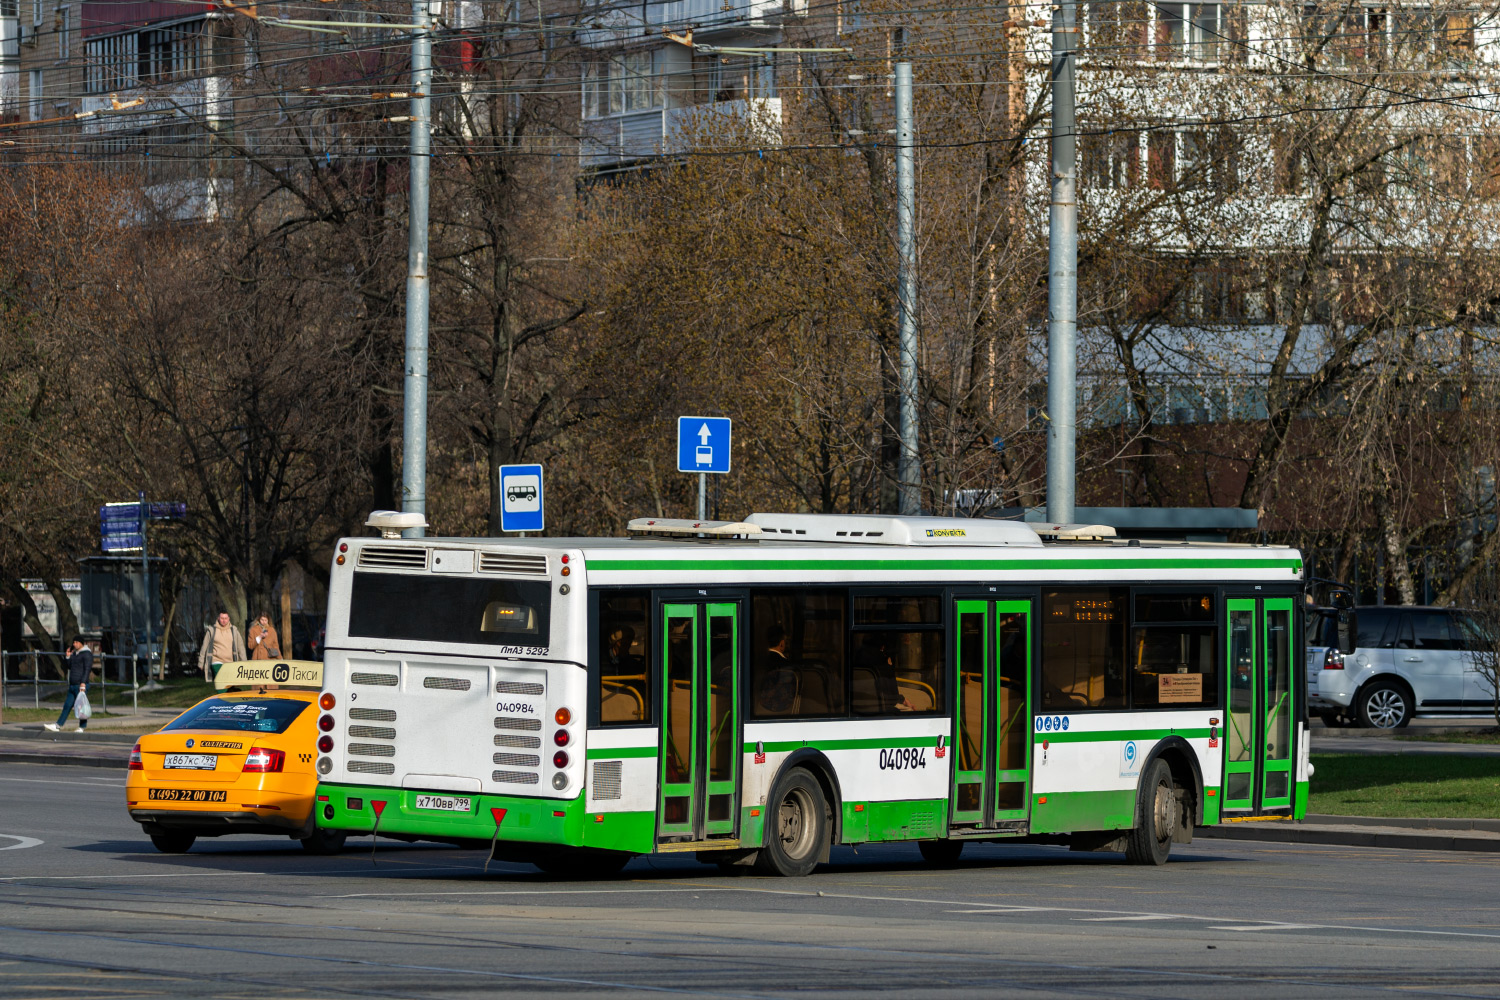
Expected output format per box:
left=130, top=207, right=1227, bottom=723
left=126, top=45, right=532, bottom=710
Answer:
left=553, top=729, right=570, bottom=747
left=553, top=750, right=569, bottom=768
left=318, top=735, right=334, bottom=753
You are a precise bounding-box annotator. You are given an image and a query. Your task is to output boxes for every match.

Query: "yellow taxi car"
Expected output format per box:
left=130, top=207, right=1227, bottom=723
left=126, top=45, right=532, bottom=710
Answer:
left=126, top=660, right=345, bottom=854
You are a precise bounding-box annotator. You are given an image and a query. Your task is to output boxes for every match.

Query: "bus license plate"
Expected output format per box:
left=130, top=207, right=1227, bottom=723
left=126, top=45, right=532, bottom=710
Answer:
left=148, top=788, right=227, bottom=802
left=415, top=794, right=471, bottom=813
left=163, top=754, right=218, bottom=770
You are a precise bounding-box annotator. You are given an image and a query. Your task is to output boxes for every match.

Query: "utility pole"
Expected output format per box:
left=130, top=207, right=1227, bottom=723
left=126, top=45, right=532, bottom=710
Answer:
left=401, top=0, right=433, bottom=538
left=894, top=59, right=920, bottom=516
left=1044, top=0, right=1079, bottom=525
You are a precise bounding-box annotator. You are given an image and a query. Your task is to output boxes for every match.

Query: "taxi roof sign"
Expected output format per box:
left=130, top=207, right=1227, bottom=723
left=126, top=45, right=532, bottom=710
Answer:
left=214, top=660, right=324, bottom=690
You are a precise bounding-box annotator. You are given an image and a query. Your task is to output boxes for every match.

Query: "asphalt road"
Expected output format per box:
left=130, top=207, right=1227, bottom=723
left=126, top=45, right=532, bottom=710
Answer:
left=3, top=762, right=1499, bottom=999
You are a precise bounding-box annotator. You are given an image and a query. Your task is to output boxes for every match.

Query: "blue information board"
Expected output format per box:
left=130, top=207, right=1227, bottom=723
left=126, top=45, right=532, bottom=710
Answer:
left=499, top=464, right=545, bottom=533
left=676, top=417, right=732, bottom=474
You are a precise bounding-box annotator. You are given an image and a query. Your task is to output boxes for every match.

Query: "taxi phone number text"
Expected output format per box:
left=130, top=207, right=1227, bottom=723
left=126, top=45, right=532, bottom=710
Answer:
left=147, top=789, right=228, bottom=802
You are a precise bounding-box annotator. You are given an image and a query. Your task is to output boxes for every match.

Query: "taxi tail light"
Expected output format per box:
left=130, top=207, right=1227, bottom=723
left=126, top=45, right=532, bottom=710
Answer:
left=242, top=748, right=285, bottom=773
left=129, top=743, right=143, bottom=770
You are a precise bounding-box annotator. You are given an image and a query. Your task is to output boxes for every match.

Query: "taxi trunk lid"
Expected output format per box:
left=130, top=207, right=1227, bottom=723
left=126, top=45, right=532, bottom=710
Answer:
left=137, top=731, right=251, bottom=783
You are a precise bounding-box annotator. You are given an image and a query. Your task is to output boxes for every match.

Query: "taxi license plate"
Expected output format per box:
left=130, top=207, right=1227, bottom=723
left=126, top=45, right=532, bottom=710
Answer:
left=148, top=788, right=227, bottom=802
left=163, top=754, right=218, bottom=770
left=415, top=794, right=471, bottom=813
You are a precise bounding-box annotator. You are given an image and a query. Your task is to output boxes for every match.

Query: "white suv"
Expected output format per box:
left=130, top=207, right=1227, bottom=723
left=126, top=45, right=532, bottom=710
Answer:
left=1308, top=606, right=1493, bottom=728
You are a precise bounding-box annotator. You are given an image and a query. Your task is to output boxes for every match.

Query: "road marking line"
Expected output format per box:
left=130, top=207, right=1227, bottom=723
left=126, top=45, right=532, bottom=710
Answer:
left=1077, top=915, right=1182, bottom=922
left=1209, top=924, right=1318, bottom=932
left=0, top=835, right=43, bottom=851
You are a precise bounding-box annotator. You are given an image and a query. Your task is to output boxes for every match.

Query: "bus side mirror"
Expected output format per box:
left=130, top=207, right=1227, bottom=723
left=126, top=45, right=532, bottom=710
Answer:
left=1337, top=610, right=1358, bottom=655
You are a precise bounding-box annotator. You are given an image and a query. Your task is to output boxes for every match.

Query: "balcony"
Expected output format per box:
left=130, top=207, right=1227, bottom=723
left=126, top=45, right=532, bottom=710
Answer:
left=578, top=0, right=786, bottom=47
left=580, top=97, right=781, bottom=169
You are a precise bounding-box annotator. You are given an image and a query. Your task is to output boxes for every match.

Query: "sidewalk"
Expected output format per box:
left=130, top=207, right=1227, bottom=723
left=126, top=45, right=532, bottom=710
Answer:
left=1198, top=814, right=1500, bottom=853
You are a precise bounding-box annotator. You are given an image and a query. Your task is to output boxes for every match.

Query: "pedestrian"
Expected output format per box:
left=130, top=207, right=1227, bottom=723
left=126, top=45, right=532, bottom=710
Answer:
left=44, top=636, right=94, bottom=732
left=248, top=612, right=282, bottom=661
left=197, top=612, right=247, bottom=680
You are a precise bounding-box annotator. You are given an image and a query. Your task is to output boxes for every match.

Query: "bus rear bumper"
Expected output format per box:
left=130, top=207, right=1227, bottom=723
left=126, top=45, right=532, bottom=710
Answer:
left=315, top=782, right=592, bottom=848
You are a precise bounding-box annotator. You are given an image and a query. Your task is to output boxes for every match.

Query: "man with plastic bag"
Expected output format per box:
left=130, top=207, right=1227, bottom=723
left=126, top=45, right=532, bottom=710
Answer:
left=43, top=637, right=95, bottom=732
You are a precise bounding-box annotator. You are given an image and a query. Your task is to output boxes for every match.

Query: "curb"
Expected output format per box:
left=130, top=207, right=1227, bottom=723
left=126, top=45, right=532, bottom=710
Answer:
left=1306, top=813, right=1500, bottom=833
left=0, top=750, right=126, bottom=769
left=0, top=728, right=143, bottom=745
left=1198, top=823, right=1500, bottom=853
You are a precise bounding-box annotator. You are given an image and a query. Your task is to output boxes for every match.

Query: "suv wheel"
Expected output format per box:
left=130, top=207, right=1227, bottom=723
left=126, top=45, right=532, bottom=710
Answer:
left=1358, top=680, right=1412, bottom=729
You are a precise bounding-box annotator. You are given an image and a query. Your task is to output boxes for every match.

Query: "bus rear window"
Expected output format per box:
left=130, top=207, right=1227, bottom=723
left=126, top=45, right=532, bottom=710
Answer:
left=348, top=573, right=552, bottom=646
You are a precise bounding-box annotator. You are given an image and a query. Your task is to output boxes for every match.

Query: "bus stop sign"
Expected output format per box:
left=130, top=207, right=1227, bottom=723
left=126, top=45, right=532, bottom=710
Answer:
left=498, top=464, right=544, bottom=533
left=677, top=417, right=731, bottom=474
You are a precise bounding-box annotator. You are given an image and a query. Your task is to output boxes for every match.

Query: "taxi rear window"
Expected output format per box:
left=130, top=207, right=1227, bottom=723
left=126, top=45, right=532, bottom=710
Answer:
left=161, top=698, right=309, bottom=734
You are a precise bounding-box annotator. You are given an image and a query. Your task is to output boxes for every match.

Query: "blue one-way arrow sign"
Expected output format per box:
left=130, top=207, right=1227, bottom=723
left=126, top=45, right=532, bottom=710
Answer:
left=677, top=417, right=731, bottom=474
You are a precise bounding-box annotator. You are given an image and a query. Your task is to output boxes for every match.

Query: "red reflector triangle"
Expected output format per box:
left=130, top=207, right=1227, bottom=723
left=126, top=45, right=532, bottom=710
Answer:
left=371, top=800, right=387, bottom=816
left=490, top=808, right=507, bottom=825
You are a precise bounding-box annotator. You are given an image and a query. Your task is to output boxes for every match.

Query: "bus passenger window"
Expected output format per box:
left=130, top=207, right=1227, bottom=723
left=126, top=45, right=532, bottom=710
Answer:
left=751, top=591, right=846, bottom=718
left=1130, top=625, right=1217, bottom=708
left=597, top=591, right=652, bottom=725
left=850, top=595, right=943, bottom=716
left=1041, top=588, right=1127, bottom=709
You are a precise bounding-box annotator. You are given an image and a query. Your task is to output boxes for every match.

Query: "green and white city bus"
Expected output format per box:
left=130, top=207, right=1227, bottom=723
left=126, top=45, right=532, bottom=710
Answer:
left=313, top=512, right=1310, bottom=875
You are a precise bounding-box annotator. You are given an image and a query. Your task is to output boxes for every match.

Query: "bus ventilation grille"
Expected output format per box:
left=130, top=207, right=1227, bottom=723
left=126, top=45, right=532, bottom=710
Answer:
left=358, top=546, right=429, bottom=570
left=423, top=676, right=471, bottom=691
left=908, top=812, right=939, bottom=838
left=495, top=717, right=541, bottom=732
left=493, top=752, right=541, bottom=768
left=494, top=733, right=541, bottom=749
left=495, top=680, right=545, bottom=695
left=349, top=725, right=396, bottom=740
left=349, top=760, right=395, bottom=775
left=478, top=553, right=548, bottom=576
left=493, top=770, right=540, bottom=785
left=351, top=672, right=398, bottom=687
left=590, top=761, right=622, bottom=801
left=348, top=743, right=396, bottom=758
left=349, top=707, right=397, bottom=722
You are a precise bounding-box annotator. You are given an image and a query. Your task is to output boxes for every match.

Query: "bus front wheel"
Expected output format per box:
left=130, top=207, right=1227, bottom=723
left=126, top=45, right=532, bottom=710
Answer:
left=755, top=769, right=829, bottom=877
left=1124, top=760, right=1176, bottom=866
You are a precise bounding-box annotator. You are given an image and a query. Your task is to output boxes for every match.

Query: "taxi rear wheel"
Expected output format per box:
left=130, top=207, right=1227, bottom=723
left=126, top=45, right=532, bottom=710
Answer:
left=149, top=832, right=196, bottom=854
left=299, top=830, right=347, bottom=855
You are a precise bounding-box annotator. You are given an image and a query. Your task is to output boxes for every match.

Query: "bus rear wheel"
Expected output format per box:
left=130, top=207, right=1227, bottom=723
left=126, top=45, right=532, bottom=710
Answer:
left=755, top=769, right=828, bottom=877
left=534, top=851, right=631, bottom=879
left=918, top=840, right=964, bottom=866
left=1124, top=759, right=1176, bottom=866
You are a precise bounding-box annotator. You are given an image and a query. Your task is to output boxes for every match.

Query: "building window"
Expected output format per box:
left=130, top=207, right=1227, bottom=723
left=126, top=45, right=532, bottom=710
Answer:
left=85, top=32, right=140, bottom=93
left=1156, top=2, right=1222, bottom=61
left=139, top=21, right=203, bottom=83
left=58, top=6, right=69, bottom=59
left=0, top=0, right=18, bottom=20
left=27, top=69, right=41, bottom=120
left=583, top=50, right=662, bottom=118
left=31, top=0, right=40, bottom=25
left=1081, top=131, right=1140, bottom=190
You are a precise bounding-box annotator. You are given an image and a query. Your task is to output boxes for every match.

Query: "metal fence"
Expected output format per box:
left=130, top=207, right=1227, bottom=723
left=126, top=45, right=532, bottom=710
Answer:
left=0, top=650, right=143, bottom=716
